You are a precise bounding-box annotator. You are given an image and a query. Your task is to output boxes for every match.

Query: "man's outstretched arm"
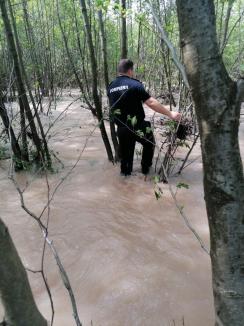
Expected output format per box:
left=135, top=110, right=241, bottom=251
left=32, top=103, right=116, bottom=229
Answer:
left=145, top=97, right=181, bottom=121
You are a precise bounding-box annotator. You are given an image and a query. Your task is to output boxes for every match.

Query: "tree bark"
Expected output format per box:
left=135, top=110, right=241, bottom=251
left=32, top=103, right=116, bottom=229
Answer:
left=0, top=218, right=47, bottom=326
left=176, top=1, right=244, bottom=325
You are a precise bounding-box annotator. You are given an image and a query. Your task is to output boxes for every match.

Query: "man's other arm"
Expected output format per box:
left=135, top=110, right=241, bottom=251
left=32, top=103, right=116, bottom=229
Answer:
left=144, top=97, right=181, bottom=121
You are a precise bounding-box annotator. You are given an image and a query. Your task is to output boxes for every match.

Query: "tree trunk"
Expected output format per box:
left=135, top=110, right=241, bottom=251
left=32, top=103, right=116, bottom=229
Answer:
left=98, top=9, right=120, bottom=162
left=0, top=0, right=44, bottom=164
left=57, top=0, right=96, bottom=116
left=22, top=0, right=45, bottom=100
left=80, top=0, right=114, bottom=162
left=0, top=91, right=22, bottom=166
left=176, top=1, right=244, bottom=325
left=8, top=0, right=51, bottom=168
left=0, top=218, right=47, bottom=326
left=121, top=0, right=127, bottom=58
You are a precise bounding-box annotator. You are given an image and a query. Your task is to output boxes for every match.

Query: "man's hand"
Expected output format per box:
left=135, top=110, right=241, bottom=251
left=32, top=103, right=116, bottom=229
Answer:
left=169, top=111, right=182, bottom=122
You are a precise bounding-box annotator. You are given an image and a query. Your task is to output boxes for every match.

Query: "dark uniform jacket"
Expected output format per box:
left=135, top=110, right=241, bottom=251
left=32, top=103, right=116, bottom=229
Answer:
left=107, top=75, right=151, bottom=127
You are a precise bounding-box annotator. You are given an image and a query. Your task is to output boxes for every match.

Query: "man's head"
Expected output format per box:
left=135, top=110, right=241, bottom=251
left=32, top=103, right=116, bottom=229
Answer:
left=118, top=59, right=134, bottom=77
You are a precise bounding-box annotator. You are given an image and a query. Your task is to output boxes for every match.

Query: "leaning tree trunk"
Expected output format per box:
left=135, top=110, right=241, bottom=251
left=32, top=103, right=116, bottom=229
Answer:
left=176, top=1, right=244, bottom=325
left=80, top=0, right=114, bottom=162
left=0, top=218, right=47, bottom=326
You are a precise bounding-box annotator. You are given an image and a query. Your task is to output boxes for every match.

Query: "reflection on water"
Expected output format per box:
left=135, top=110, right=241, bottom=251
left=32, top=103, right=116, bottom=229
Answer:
left=3, top=95, right=239, bottom=326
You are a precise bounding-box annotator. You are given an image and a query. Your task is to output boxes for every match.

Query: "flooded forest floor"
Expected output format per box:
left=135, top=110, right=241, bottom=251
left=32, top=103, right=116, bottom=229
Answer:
left=1, top=92, right=244, bottom=326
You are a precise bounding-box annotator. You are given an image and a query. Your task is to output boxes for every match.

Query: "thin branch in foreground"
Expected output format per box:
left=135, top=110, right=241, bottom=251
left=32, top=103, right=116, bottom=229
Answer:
left=157, top=134, right=209, bottom=255
left=45, top=234, right=82, bottom=326
left=40, top=173, right=55, bottom=326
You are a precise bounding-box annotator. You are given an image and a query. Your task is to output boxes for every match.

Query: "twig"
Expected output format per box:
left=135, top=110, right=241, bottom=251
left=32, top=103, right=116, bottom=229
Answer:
left=178, top=134, right=200, bottom=174
left=166, top=177, right=210, bottom=255
left=45, top=234, right=82, bottom=326
left=41, top=173, right=55, bottom=325
left=216, top=314, right=224, bottom=326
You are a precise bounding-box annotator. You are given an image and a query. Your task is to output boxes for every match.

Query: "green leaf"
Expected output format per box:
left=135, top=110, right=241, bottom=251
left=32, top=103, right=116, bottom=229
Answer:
left=113, top=109, right=121, bottom=115
left=176, top=182, right=189, bottom=189
left=154, top=189, right=162, bottom=200
left=131, top=116, right=137, bottom=127
left=153, top=175, right=160, bottom=183
left=136, top=130, right=144, bottom=138
left=146, top=126, right=152, bottom=134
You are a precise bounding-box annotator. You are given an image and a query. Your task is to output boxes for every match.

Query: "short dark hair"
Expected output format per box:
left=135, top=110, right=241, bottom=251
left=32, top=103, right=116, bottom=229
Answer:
left=118, top=59, right=134, bottom=73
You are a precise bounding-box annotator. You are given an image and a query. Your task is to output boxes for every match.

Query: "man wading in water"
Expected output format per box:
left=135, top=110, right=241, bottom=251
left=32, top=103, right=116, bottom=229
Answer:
left=108, top=59, right=181, bottom=176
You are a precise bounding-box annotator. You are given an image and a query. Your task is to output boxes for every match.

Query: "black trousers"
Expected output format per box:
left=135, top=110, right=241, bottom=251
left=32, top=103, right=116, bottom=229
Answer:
left=117, top=121, right=155, bottom=175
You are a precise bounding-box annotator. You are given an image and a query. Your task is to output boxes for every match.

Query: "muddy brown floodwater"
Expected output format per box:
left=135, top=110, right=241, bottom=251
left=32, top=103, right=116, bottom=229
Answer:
left=0, top=94, right=243, bottom=326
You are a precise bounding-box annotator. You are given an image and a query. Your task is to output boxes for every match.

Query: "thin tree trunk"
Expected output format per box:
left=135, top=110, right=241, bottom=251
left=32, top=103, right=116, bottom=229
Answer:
left=218, top=0, right=225, bottom=47
left=121, top=0, right=127, bottom=58
left=221, top=0, right=234, bottom=51
left=72, top=0, right=93, bottom=107
left=80, top=0, right=114, bottom=162
left=9, top=0, right=51, bottom=167
left=22, top=0, right=45, bottom=99
left=0, top=91, right=22, bottom=165
left=0, top=218, right=47, bottom=326
left=0, top=0, right=44, bottom=164
left=137, top=0, right=142, bottom=63
left=176, top=1, right=244, bottom=325
left=57, top=0, right=95, bottom=116
left=98, top=9, right=120, bottom=162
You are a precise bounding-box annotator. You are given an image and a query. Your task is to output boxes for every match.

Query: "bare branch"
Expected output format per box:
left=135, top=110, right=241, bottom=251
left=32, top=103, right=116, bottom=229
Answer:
left=45, top=235, right=82, bottom=326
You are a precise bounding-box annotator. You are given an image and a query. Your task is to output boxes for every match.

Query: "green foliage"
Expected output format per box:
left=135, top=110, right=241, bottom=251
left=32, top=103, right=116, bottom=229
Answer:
left=146, top=126, right=153, bottom=134
left=153, top=175, right=160, bottom=183
left=153, top=175, right=163, bottom=200
left=0, top=0, right=242, bottom=128
left=131, top=116, right=137, bottom=127
left=154, top=188, right=162, bottom=200
left=165, top=120, right=177, bottom=132
left=176, top=182, right=189, bottom=189
left=113, top=108, right=121, bottom=115
left=127, top=115, right=137, bottom=127
left=95, top=0, right=111, bottom=11
left=136, top=129, right=144, bottom=138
